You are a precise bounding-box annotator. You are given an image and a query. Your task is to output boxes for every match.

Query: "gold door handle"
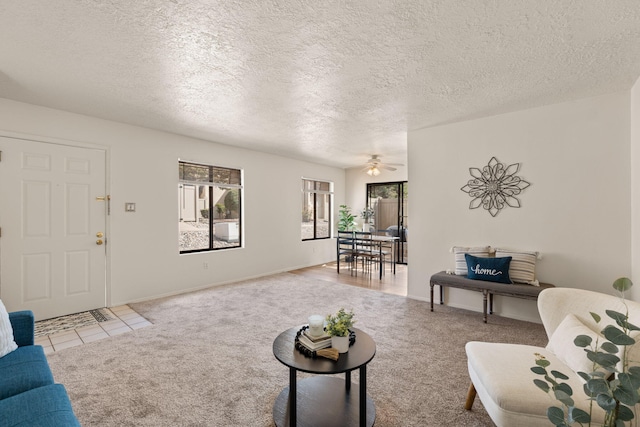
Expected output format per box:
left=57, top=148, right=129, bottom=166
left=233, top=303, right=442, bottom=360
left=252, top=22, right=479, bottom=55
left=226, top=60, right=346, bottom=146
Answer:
left=96, top=232, right=104, bottom=238
left=96, top=239, right=103, bottom=245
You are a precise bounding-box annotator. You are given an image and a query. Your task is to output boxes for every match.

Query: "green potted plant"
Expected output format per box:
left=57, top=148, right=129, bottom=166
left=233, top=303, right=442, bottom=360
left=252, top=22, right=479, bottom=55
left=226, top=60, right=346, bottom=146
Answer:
left=338, top=205, right=357, bottom=231
left=531, top=277, right=640, bottom=427
left=325, top=308, right=355, bottom=353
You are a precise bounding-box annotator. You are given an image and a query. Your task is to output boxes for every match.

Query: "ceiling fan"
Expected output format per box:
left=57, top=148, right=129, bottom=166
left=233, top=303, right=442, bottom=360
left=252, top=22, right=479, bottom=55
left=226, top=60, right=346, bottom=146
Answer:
left=361, top=155, right=404, bottom=176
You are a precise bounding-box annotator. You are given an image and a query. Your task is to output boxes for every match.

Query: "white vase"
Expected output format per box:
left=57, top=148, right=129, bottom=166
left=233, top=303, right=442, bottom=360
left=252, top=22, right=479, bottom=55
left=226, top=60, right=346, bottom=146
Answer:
left=331, top=335, right=350, bottom=353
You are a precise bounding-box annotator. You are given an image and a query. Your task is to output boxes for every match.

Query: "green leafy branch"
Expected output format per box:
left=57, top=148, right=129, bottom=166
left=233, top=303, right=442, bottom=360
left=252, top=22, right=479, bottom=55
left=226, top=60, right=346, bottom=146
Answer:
left=325, top=308, right=355, bottom=337
left=338, top=205, right=357, bottom=231
left=531, top=278, right=640, bottom=427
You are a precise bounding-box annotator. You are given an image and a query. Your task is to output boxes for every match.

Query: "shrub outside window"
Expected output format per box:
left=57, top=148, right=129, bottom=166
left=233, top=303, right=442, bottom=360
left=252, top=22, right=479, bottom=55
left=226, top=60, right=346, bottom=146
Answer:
left=302, top=179, right=332, bottom=240
left=179, top=161, right=242, bottom=253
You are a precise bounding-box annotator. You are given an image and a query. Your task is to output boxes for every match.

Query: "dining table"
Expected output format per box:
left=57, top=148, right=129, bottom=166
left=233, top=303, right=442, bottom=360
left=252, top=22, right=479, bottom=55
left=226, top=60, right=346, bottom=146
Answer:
left=370, top=235, right=399, bottom=278
left=337, top=233, right=398, bottom=280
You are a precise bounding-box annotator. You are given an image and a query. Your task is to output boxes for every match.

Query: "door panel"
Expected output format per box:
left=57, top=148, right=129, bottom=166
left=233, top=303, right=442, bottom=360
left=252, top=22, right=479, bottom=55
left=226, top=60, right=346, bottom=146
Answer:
left=0, top=136, right=107, bottom=320
left=23, top=253, right=51, bottom=301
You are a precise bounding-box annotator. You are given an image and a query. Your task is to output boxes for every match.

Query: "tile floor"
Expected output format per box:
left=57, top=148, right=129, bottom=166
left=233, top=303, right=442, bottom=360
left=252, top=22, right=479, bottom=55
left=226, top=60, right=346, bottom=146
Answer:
left=35, top=305, right=152, bottom=354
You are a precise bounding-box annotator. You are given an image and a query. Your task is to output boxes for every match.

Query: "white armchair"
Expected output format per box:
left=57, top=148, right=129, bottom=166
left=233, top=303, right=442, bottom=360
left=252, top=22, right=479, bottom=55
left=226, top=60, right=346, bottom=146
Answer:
left=464, top=287, right=640, bottom=426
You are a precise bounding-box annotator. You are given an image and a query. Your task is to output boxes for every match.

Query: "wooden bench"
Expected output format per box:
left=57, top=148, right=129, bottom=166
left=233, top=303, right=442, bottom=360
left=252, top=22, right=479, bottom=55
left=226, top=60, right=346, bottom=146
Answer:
left=429, top=271, right=555, bottom=323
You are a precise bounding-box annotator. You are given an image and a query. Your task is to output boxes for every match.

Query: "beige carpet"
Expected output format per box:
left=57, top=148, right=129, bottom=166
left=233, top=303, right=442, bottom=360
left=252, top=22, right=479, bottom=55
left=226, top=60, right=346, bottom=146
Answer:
left=46, top=273, right=548, bottom=426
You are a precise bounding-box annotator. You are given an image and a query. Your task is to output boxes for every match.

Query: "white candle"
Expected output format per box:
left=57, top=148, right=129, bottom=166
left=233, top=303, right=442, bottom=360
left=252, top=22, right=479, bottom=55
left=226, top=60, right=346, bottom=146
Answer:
left=308, top=314, right=324, bottom=337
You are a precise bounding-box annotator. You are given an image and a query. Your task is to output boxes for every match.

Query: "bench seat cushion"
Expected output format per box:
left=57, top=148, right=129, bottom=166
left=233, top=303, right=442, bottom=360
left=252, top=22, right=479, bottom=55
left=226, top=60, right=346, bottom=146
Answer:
left=0, top=345, right=54, bottom=400
left=478, top=280, right=552, bottom=297
left=466, top=341, right=605, bottom=427
left=430, top=271, right=553, bottom=298
left=0, top=384, right=80, bottom=427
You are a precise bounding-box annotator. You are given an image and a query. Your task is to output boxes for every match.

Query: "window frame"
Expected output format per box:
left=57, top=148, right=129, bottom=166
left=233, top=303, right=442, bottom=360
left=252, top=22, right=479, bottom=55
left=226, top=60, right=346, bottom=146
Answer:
left=301, top=178, right=333, bottom=241
left=179, top=160, right=243, bottom=254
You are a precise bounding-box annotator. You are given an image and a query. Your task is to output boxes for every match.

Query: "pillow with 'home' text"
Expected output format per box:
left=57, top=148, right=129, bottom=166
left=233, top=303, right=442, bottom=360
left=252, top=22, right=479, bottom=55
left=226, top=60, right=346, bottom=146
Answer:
left=465, top=254, right=512, bottom=284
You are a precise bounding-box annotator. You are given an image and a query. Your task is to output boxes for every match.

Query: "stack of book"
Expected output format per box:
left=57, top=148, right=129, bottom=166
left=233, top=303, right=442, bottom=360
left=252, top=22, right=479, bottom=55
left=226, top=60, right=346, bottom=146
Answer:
left=297, top=329, right=331, bottom=352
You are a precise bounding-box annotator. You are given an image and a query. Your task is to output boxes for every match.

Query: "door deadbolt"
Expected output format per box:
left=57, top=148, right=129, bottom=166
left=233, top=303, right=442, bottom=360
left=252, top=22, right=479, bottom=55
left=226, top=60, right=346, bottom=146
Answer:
left=96, top=239, right=103, bottom=245
left=96, top=232, right=104, bottom=238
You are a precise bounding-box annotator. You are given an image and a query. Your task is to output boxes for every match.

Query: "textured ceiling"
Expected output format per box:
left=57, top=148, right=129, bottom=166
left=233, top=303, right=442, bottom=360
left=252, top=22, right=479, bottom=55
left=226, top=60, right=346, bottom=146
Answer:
left=1, top=1, right=639, bottom=168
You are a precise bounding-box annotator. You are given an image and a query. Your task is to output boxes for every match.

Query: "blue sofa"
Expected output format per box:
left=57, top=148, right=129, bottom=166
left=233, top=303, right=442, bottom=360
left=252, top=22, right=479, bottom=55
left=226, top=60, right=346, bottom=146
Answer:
left=0, top=311, right=80, bottom=427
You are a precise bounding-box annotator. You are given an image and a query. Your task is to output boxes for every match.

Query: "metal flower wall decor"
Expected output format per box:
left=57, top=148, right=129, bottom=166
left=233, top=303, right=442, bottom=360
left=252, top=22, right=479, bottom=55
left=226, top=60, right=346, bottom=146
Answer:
left=460, top=157, right=531, bottom=217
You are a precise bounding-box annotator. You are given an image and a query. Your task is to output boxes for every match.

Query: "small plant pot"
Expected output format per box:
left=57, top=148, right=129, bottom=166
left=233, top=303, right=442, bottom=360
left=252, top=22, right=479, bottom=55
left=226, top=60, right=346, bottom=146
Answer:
left=331, top=335, right=350, bottom=353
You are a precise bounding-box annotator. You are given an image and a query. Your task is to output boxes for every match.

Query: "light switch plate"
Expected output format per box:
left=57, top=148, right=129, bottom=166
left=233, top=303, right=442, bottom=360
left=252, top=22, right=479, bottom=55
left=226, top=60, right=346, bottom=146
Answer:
left=125, top=203, right=136, bottom=212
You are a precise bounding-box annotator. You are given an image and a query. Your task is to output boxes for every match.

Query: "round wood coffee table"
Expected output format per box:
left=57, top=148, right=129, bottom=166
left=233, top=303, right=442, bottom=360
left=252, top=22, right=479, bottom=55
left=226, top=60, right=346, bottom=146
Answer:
left=272, top=327, right=376, bottom=427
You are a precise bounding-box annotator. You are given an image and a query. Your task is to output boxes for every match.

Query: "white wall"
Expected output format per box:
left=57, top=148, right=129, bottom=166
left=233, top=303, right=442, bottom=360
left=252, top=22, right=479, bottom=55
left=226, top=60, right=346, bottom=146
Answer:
left=408, top=92, right=631, bottom=322
left=632, top=77, right=640, bottom=301
left=0, top=98, right=345, bottom=306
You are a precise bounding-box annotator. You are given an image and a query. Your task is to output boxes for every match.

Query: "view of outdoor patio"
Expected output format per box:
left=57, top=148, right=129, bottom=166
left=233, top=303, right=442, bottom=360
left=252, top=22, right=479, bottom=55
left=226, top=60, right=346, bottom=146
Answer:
left=179, top=219, right=240, bottom=252
left=301, top=179, right=331, bottom=240
left=301, top=219, right=329, bottom=240
left=179, top=162, right=241, bottom=252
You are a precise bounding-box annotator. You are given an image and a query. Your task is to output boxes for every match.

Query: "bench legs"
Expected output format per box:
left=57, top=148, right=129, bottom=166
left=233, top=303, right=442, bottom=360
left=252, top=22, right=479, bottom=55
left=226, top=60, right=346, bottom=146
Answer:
left=464, top=382, right=477, bottom=410
left=429, top=283, right=444, bottom=312
left=430, top=284, right=434, bottom=312
left=431, top=283, right=492, bottom=323
left=431, top=283, right=491, bottom=323
left=482, top=290, right=488, bottom=323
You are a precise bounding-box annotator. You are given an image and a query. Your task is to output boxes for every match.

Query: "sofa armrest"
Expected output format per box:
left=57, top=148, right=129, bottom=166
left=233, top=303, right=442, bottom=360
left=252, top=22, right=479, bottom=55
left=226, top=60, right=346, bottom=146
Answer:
left=8, top=310, right=35, bottom=347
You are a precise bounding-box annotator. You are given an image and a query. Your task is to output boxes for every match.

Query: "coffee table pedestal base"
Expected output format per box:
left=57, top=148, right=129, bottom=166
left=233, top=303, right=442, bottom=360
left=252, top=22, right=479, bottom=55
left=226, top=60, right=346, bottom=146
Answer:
left=273, top=376, right=375, bottom=427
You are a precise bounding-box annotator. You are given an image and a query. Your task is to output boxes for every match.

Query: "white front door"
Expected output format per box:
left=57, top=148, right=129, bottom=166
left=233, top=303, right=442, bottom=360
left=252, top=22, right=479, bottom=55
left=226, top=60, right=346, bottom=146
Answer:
left=0, top=136, right=107, bottom=320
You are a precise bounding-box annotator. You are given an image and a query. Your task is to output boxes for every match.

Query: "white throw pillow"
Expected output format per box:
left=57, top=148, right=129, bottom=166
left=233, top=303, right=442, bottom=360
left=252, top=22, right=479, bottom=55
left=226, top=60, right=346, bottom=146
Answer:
left=0, top=299, right=18, bottom=358
left=494, top=248, right=539, bottom=286
left=546, top=314, right=604, bottom=377
left=452, top=246, right=492, bottom=275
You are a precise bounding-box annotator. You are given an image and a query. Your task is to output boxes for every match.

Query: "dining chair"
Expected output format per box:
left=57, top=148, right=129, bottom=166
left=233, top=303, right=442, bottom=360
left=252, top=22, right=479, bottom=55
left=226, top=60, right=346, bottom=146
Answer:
left=336, top=231, right=355, bottom=274
left=353, top=231, right=383, bottom=279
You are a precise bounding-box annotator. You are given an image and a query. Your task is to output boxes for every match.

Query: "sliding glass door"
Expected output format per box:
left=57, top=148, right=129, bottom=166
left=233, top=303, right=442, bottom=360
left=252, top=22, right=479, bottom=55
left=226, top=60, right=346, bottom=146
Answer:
left=366, top=181, right=408, bottom=264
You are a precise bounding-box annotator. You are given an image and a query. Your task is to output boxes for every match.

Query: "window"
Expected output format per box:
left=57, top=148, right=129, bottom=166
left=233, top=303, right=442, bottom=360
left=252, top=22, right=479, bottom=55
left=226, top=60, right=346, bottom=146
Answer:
left=179, top=161, right=242, bottom=253
left=302, top=179, right=332, bottom=240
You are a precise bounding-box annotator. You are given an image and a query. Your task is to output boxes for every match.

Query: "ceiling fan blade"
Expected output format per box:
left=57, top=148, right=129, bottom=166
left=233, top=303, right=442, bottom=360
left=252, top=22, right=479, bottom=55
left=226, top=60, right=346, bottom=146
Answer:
left=362, top=155, right=403, bottom=173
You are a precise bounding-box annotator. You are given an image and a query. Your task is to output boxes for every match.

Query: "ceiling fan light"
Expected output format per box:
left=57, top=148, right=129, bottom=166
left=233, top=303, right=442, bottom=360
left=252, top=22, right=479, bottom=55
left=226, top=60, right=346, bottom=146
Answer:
left=367, top=166, right=380, bottom=176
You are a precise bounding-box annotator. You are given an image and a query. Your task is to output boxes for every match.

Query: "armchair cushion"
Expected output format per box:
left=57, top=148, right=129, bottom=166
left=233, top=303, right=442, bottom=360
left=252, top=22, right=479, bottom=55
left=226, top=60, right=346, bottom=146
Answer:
left=0, top=299, right=18, bottom=358
left=466, top=341, right=606, bottom=426
left=0, top=383, right=81, bottom=427
left=0, top=345, right=54, bottom=400
left=546, top=313, right=606, bottom=378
